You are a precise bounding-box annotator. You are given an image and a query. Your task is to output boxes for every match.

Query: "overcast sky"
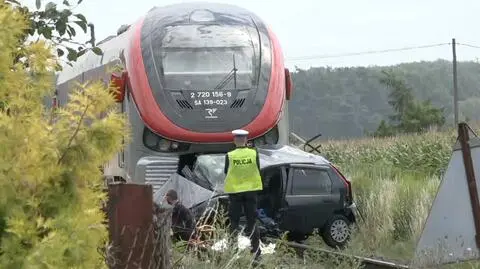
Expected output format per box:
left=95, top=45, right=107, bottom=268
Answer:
left=24, top=0, right=480, bottom=69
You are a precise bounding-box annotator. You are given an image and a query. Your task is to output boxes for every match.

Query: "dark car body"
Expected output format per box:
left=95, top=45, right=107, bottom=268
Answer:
left=154, top=145, right=356, bottom=248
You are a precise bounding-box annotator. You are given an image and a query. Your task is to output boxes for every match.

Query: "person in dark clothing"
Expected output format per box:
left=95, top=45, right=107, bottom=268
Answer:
left=223, top=129, right=263, bottom=261
left=165, top=189, right=196, bottom=242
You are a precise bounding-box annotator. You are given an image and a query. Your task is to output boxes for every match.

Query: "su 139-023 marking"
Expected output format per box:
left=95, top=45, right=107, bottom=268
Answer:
left=194, top=99, right=228, bottom=106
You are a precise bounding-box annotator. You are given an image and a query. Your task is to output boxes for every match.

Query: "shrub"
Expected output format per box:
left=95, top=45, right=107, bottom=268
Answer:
left=0, top=3, right=126, bottom=268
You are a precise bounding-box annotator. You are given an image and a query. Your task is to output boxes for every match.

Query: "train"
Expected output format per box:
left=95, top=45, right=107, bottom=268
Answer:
left=50, top=2, right=293, bottom=191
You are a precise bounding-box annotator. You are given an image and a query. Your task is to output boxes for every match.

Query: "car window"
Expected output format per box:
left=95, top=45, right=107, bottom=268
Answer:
left=291, top=168, right=332, bottom=195
left=263, top=168, right=283, bottom=189
left=193, top=154, right=226, bottom=192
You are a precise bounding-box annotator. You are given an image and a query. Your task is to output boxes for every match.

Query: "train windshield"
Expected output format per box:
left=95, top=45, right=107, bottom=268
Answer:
left=158, top=24, right=259, bottom=90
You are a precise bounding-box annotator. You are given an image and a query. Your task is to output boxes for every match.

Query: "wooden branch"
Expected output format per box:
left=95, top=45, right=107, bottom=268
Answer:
left=57, top=100, right=89, bottom=164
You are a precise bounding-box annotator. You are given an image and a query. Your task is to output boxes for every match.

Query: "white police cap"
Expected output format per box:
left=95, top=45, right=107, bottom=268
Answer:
left=232, top=129, right=249, bottom=136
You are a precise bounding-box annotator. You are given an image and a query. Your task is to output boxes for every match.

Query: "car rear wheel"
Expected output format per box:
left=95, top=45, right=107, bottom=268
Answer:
left=321, top=214, right=351, bottom=249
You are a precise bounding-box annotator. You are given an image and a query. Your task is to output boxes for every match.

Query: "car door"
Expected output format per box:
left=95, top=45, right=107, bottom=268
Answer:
left=278, top=164, right=339, bottom=234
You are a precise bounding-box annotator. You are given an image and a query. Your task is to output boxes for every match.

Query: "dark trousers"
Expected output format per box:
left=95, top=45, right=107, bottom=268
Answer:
left=172, top=226, right=195, bottom=243
left=228, top=191, right=261, bottom=254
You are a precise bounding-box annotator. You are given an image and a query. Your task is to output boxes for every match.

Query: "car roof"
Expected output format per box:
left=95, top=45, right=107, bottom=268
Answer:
left=257, top=145, right=331, bottom=169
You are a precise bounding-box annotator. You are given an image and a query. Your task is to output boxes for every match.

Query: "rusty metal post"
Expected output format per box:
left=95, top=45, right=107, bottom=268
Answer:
left=458, top=122, right=480, bottom=249
left=107, top=183, right=155, bottom=269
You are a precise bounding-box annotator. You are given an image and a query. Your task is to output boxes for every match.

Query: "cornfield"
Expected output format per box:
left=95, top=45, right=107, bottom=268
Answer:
left=321, top=129, right=457, bottom=177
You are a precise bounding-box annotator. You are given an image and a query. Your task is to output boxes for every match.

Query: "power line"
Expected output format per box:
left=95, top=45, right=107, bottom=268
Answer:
left=457, top=43, right=480, bottom=49
left=285, top=43, right=451, bottom=62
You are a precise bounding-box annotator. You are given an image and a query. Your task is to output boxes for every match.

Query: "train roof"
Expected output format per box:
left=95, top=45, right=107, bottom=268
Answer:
left=55, top=2, right=265, bottom=86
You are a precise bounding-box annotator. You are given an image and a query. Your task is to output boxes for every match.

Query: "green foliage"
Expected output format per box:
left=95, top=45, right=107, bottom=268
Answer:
left=290, top=60, right=480, bottom=139
left=373, top=70, right=446, bottom=137
left=371, top=119, right=395, bottom=137
left=401, top=99, right=446, bottom=133
left=0, top=4, right=126, bottom=268
left=5, top=0, right=102, bottom=68
left=380, top=70, right=415, bottom=120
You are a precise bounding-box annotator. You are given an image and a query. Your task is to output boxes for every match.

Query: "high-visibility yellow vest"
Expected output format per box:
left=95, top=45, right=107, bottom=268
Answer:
left=224, top=147, right=263, bottom=194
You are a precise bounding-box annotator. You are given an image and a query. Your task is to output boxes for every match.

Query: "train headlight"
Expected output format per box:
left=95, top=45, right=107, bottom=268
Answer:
left=143, top=127, right=190, bottom=152
left=171, top=142, right=179, bottom=149
left=158, top=139, right=171, bottom=151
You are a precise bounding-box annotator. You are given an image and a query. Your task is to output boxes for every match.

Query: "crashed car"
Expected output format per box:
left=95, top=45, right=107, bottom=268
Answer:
left=153, top=145, right=356, bottom=249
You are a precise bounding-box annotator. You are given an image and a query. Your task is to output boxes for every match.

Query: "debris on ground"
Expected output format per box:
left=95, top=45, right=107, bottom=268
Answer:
left=211, top=235, right=276, bottom=255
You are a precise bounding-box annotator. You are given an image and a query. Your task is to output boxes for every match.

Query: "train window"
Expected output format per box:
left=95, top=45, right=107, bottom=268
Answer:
left=153, top=24, right=260, bottom=90
left=161, top=48, right=254, bottom=90
left=162, top=48, right=253, bottom=74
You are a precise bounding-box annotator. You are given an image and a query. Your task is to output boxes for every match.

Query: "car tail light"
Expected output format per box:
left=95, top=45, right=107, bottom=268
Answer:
left=331, top=164, right=353, bottom=204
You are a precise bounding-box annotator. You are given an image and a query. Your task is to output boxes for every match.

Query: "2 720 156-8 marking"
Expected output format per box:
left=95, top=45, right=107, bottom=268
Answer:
left=190, top=91, right=232, bottom=98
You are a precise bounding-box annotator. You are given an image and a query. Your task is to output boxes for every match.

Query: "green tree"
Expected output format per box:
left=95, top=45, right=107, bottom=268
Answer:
left=1, top=0, right=101, bottom=120
left=373, top=70, right=445, bottom=136
left=0, top=4, right=126, bottom=268
left=400, top=100, right=445, bottom=133
left=379, top=70, right=415, bottom=124
left=5, top=0, right=102, bottom=67
left=372, top=120, right=396, bottom=138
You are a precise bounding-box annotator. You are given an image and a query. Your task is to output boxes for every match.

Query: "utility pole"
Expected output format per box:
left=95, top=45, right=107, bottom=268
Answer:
left=452, top=38, right=459, bottom=126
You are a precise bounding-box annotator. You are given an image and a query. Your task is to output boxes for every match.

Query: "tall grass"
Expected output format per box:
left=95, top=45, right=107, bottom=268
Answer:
left=344, top=166, right=440, bottom=261
left=175, top=129, right=480, bottom=268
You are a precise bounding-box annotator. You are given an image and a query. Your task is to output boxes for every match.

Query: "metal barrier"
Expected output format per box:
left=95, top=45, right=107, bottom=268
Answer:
left=303, top=133, right=323, bottom=154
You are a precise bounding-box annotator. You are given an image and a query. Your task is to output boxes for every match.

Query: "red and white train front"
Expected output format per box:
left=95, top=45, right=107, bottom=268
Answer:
left=90, top=3, right=292, bottom=188
left=125, top=3, right=291, bottom=145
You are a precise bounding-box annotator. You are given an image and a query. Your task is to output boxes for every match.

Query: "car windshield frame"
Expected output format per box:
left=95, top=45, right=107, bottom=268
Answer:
left=192, top=154, right=227, bottom=192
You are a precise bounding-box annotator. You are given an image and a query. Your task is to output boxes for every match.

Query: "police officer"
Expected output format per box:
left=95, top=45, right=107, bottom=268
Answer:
left=224, top=129, right=262, bottom=260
